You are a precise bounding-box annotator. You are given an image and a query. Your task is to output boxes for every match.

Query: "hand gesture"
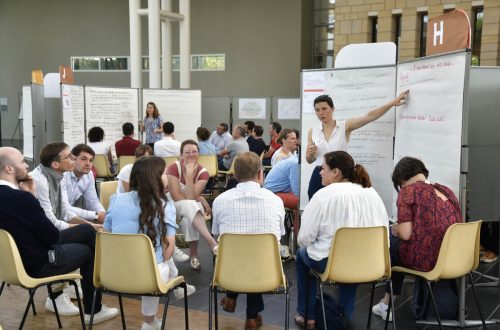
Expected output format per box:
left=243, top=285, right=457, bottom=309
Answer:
left=393, top=90, right=409, bottom=107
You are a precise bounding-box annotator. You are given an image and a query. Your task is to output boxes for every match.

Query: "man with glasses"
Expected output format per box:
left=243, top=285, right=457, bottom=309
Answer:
left=60, top=144, right=106, bottom=223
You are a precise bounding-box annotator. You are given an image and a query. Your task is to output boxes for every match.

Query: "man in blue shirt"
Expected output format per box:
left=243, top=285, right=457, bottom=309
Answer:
left=263, top=153, right=299, bottom=209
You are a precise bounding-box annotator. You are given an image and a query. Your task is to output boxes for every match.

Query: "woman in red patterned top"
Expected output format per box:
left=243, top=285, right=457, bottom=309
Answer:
left=371, top=157, right=462, bottom=321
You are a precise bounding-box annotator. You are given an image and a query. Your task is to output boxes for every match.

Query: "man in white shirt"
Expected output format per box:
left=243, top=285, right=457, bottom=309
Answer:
left=212, top=151, right=285, bottom=330
left=61, top=144, right=105, bottom=223
left=154, top=122, right=181, bottom=157
left=209, top=122, right=232, bottom=155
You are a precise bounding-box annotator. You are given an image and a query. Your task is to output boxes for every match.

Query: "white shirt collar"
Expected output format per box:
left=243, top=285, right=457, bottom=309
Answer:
left=0, top=179, right=19, bottom=190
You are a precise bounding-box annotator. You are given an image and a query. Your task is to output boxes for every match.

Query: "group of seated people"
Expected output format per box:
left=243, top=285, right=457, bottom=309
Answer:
left=0, top=119, right=480, bottom=330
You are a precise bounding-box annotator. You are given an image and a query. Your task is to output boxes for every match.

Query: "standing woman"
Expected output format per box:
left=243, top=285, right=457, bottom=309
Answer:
left=140, top=102, right=163, bottom=149
left=306, top=90, right=409, bottom=199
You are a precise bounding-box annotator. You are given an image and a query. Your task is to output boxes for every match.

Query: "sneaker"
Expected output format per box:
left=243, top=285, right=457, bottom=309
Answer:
left=63, top=283, right=83, bottom=300
left=190, top=257, right=201, bottom=270
left=480, top=251, right=498, bottom=263
left=280, top=245, right=290, bottom=259
left=173, top=247, right=190, bottom=262
left=45, top=294, right=80, bottom=316
left=173, top=284, right=196, bottom=299
left=372, top=300, right=392, bottom=321
left=85, top=305, right=119, bottom=324
left=141, top=319, right=162, bottom=330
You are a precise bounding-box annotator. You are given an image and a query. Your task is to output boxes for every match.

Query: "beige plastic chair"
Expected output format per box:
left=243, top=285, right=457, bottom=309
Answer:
left=93, top=154, right=115, bottom=180
left=392, top=221, right=486, bottom=330
left=0, top=229, right=84, bottom=329
left=217, top=154, right=238, bottom=191
left=117, top=155, right=136, bottom=173
left=307, top=226, right=394, bottom=330
left=99, top=180, right=118, bottom=210
left=88, top=232, right=189, bottom=329
left=209, top=233, right=289, bottom=329
left=198, top=155, right=218, bottom=200
left=162, top=156, right=179, bottom=169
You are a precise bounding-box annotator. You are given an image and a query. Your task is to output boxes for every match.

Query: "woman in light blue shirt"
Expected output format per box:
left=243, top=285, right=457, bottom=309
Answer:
left=196, top=127, right=217, bottom=156
left=104, top=156, right=177, bottom=329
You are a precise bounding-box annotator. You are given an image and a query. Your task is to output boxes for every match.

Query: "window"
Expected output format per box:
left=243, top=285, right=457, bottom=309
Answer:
left=419, top=13, right=428, bottom=57
left=371, top=16, right=378, bottom=43
left=471, top=7, right=483, bottom=66
left=72, top=57, right=100, bottom=71
left=313, top=0, right=335, bottom=68
left=393, top=15, right=402, bottom=60
left=100, top=57, right=128, bottom=71
left=191, top=54, right=225, bottom=71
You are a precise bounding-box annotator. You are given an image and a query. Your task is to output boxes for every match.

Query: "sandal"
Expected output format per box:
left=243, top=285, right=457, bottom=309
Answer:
left=190, top=257, right=201, bottom=270
left=294, top=313, right=315, bottom=329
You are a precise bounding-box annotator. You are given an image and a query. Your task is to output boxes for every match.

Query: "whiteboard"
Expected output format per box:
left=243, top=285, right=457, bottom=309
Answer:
left=142, top=89, right=202, bottom=143
left=394, top=52, right=467, bottom=212
left=300, top=66, right=397, bottom=216
left=85, top=86, right=139, bottom=147
left=61, top=85, right=85, bottom=148
left=22, top=85, right=33, bottom=159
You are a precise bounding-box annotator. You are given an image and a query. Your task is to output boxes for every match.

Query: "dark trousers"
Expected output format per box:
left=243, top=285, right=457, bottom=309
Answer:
left=480, top=221, right=499, bottom=254
left=307, top=167, right=324, bottom=200
left=226, top=292, right=264, bottom=319
left=385, top=234, right=405, bottom=295
left=35, top=224, right=102, bottom=314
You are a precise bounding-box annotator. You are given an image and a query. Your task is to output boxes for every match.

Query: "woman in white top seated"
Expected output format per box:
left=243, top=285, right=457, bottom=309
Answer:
left=270, top=128, right=299, bottom=167
left=295, top=151, right=389, bottom=329
left=88, top=126, right=114, bottom=170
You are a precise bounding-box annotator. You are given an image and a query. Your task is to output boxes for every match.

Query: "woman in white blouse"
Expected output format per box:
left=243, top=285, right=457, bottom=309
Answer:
left=305, top=91, right=409, bottom=199
left=295, top=151, right=389, bottom=329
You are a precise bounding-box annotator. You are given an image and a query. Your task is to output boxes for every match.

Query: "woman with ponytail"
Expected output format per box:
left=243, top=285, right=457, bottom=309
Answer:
left=295, top=151, right=389, bottom=329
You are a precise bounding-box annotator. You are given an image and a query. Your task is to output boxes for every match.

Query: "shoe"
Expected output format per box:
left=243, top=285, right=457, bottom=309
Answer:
left=220, top=296, right=236, bottom=313
left=45, top=294, right=80, bottom=316
left=480, top=251, right=498, bottom=263
left=173, top=284, right=196, bottom=299
left=63, top=283, right=83, bottom=300
left=280, top=245, right=290, bottom=259
left=372, top=300, right=392, bottom=321
left=212, top=245, right=218, bottom=256
left=190, top=257, right=201, bottom=270
left=294, top=313, right=315, bottom=329
left=141, top=319, right=162, bottom=330
left=245, top=314, right=263, bottom=330
left=173, top=247, right=190, bottom=262
left=85, top=305, right=119, bottom=324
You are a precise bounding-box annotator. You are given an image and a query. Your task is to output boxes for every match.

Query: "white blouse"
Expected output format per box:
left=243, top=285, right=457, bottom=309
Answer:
left=311, top=120, right=347, bottom=167
left=298, top=182, right=389, bottom=261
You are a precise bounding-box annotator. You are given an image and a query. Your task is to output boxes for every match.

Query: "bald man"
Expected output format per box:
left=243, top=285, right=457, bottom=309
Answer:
left=0, top=147, right=118, bottom=324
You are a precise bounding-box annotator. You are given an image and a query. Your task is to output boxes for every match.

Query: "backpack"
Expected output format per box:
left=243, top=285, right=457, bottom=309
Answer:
left=411, top=278, right=459, bottom=320
left=315, top=292, right=350, bottom=330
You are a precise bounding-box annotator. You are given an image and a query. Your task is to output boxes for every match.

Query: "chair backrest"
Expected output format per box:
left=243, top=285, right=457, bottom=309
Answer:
left=118, top=155, right=136, bottom=173
left=0, top=230, right=31, bottom=287
left=162, top=156, right=179, bottom=169
left=99, top=181, right=118, bottom=210
left=198, top=155, right=218, bottom=177
left=433, top=221, right=482, bottom=280
left=212, top=233, right=286, bottom=293
left=93, top=154, right=113, bottom=178
left=94, top=232, right=166, bottom=294
left=322, top=226, right=390, bottom=283
left=224, top=154, right=239, bottom=175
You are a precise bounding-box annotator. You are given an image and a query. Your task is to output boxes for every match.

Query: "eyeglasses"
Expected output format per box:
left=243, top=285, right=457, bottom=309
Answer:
left=183, top=150, right=199, bottom=156
left=59, top=153, right=76, bottom=161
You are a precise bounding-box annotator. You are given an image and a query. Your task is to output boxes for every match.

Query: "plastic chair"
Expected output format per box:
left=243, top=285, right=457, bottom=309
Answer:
left=89, top=232, right=189, bottom=330
left=391, top=221, right=486, bottom=330
left=0, top=229, right=84, bottom=329
left=198, top=155, right=218, bottom=201
left=99, top=181, right=118, bottom=210
left=162, top=156, right=179, bottom=169
left=306, top=226, right=394, bottom=330
left=93, top=154, right=115, bottom=180
left=117, top=155, right=136, bottom=173
left=217, top=154, right=238, bottom=191
left=209, top=233, right=290, bottom=329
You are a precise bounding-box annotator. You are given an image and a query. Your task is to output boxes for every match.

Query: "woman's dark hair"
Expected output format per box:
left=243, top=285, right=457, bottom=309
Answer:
left=324, top=151, right=371, bottom=188
left=392, top=156, right=429, bottom=192
left=313, top=94, right=334, bottom=108
left=196, top=127, right=210, bottom=141
left=146, top=102, right=160, bottom=118
left=129, top=156, right=167, bottom=250
left=87, top=127, right=104, bottom=143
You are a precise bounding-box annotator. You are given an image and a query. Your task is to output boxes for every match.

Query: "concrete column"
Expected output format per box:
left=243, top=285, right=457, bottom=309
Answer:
left=161, top=0, right=172, bottom=88
left=179, top=0, right=191, bottom=88
left=129, top=0, right=142, bottom=88
left=148, top=0, right=161, bottom=88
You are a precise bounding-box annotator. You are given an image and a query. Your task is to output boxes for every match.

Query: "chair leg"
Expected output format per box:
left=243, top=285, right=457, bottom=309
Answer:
left=468, top=273, right=487, bottom=329
left=118, top=293, right=126, bottom=330
left=161, top=291, right=171, bottom=330
left=285, top=287, right=290, bottom=330
left=387, top=280, right=396, bottom=330
left=183, top=283, right=189, bottom=330
left=29, top=289, right=37, bottom=315
left=367, top=283, right=375, bottom=328
left=425, top=281, right=443, bottom=330
left=70, top=280, right=85, bottom=330
left=214, top=289, right=219, bottom=330
left=208, top=286, right=213, bottom=330
left=318, top=282, right=327, bottom=330
left=47, top=284, right=63, bottom=328
left=19, top=287, right=38, bottom=329
left=88, top=288, right=98, bottom=330
left=0, top=281, right=4, bottom=296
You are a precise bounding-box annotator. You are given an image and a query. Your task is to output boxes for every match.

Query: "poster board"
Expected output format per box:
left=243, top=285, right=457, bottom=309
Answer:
left=61, top=84, right=85, bottom=148
left=277, top=98, right=300, bottom=120
left=85, top=86, right=139, bottom=147
left=142, top=89, right=202, bottom=143
left=300, top=66, right=397, bottom=215
left=22, top=85, right=33, bottom=159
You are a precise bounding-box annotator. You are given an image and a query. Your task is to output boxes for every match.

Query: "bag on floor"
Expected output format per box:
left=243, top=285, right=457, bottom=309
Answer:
left=315, top=292, right=349, bottom=330
left=411, top=278, right=459, bottom=320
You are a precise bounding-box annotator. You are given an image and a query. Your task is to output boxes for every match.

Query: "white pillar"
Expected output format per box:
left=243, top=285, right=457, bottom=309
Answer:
left=179, top=0, right=190, bottom=88
left=148, top=0, right=161, bottom=88
left=129, top=0, right=142, bottom=88
left=161, top=0, right=172, bottom=88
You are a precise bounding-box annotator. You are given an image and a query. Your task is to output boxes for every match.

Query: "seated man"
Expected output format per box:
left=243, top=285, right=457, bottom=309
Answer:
left=263, top=153, right=299, bottom=210
left=219, top=125, right=249, bottom=170
left=0, top=147, right=119, bottom=324
left=247, top=125, right=267, bottom=157
left=209, top=122, right=232, bottom=156
left=115, top=122, right=141, bottom=157
left=212, top=152, right=285, bottom=330
left=61, top=144, right=106, bottom=223
left=154, top=121, right=181, bottom=157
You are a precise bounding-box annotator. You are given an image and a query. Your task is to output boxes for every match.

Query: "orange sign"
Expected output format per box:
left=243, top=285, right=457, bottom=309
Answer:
left=426, top=9, right=471, bottom=56
left=31, top=70, right=43, bottom=84
left=59, top=65, right=74, bottom=84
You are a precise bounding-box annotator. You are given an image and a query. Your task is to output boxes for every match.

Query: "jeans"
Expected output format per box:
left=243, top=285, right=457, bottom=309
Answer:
left=296, top=247, right=358, bottom=320
left=386, top=234, right=405, bottom=296
left=35, top=224, right=101, bottom=314
left=307, top=167, right=324, bottom=200
left=226, top=292, right=264, bottom=319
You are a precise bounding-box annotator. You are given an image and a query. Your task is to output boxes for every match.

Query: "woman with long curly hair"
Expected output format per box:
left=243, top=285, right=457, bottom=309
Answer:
left=104, top=156, right=180, bottom=329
